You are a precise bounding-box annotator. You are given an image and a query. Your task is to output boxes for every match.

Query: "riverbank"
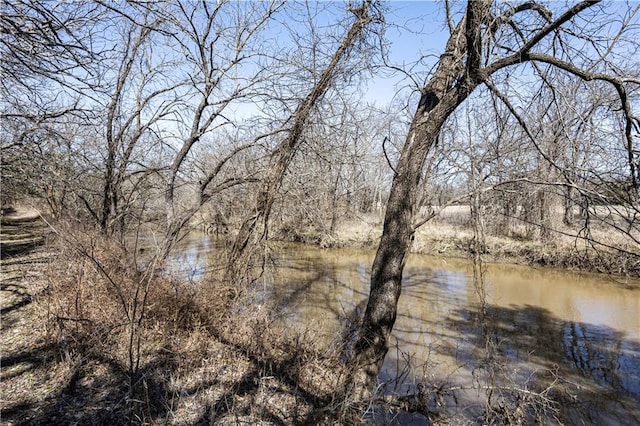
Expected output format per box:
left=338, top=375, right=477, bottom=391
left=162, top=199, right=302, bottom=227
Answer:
left=0, top=211, right=359, bottom=424
left=275, top=211, right=640, bottom=278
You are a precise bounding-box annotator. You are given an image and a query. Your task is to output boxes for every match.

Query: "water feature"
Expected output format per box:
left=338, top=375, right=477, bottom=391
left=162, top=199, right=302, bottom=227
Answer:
left=172, top=233, right=640, bottom=424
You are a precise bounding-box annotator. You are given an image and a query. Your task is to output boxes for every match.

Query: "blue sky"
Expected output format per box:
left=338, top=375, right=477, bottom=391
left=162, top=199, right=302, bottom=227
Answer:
left=362, top=1, right=451, bottom=105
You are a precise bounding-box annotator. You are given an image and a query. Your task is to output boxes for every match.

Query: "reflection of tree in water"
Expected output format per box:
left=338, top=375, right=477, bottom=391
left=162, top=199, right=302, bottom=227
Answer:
left=242, top=247, right=640, bottom=423
left=266, top=247, right=371, bottom=333
left=447, top=303, right=640, bottom=424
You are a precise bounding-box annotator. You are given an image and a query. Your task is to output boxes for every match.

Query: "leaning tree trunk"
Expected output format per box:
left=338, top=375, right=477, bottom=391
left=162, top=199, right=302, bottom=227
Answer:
left=225, top=3, right=376, bottom=285
left=348, top=0, right=492, bottom=399
left=349, top=92, right=475, bottom=398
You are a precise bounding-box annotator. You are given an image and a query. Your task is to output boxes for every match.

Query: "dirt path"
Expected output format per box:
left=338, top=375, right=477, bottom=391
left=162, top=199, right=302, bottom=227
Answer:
left=1, top=207, right=48, bottom=259
left=1, top=206, right=42, bottom=224
left=0, top=208, right=60, bottom=425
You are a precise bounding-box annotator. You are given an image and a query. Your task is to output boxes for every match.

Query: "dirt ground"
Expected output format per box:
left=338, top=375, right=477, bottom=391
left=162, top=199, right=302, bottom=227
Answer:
left=1, top=208, right=59, bottom=424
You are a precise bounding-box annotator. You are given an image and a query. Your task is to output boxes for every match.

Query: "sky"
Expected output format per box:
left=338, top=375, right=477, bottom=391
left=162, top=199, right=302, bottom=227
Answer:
left=220, top=1, right=453, bottom=121
left=362, top=1, right=451, bottom=105
left=361, top=0, right=640, bottom=108
left=39, top=0, right=637, bottom=140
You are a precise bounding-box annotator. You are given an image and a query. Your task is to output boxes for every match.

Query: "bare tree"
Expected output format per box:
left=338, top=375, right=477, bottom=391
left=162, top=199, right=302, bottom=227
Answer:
left=141, top=0, right=287, bottom=256
left=0, top=0, right=100, bottom=208
left=225, top=1, right=381, bottom=284
left=350, top=0, right=640, bottom=398
left=99, top=17, right=177, bottom=234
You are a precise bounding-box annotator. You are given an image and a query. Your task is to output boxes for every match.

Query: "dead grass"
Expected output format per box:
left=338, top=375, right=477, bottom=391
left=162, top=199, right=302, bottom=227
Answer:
left=282, top=206, right=640, bottom=277
left=1, top=222, right=360, bottom=425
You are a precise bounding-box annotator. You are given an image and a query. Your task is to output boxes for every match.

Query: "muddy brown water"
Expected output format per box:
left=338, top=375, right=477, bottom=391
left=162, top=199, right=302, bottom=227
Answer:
left=171, top=234, right=640, bottom=424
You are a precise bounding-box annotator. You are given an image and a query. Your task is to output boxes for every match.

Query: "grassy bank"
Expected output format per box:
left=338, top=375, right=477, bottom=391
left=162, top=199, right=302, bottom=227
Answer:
left=276, top=206, right=640, bottom=278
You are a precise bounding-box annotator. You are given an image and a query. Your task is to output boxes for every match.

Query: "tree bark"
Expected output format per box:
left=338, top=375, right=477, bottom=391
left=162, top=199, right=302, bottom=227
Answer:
left=350, top=93, right=475, bottom=398
left=225, top=2, right=377, bottom=285
left=349, top=3, right=483, bottom=395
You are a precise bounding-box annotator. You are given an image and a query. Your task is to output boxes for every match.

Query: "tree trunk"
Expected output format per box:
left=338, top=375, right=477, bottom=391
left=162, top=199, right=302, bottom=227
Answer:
left=226, top=3, right=376, bottom=285
left=563, top=185, right=573, bottom=226
left=351, top=93, right=485, bottom=398
left=101, top=157, right=117, bottom=233
left=329, top=171, right=341, bottom=233
left=500, top=192, right=514, bottom=236
left=349, top=93, right=469, bottom=398
left=539, top=189, right=553, bottom=241
left=348, top=0, right=492, bottom=399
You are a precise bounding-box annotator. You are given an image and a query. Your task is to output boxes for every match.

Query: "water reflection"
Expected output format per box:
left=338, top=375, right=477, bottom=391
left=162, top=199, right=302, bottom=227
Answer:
left=170, top=236, right=640, bottom=423
left=443, top=304, right=640, bottom=424
left=271, top=246, right=640, bottom=424
left=166, top=233, right=226, bottom=280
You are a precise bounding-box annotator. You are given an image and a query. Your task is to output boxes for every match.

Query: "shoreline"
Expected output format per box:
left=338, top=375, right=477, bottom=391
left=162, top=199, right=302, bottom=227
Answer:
left=273, top=220, right=640, bottom=280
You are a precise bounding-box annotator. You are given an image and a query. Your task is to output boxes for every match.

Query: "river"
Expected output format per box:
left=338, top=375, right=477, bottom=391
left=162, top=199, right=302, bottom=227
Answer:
left=171, top=234, right=640, bottom=424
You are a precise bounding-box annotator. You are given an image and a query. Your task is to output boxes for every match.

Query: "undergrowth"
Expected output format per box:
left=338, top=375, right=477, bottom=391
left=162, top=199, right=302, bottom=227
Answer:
left=27, top=228, right=366, bottom=425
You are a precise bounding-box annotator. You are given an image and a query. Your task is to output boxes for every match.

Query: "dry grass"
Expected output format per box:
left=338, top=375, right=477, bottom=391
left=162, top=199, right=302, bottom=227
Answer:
left=1, top=222, right=361, bottom=425
left=284, top=205, right=640, bottom=277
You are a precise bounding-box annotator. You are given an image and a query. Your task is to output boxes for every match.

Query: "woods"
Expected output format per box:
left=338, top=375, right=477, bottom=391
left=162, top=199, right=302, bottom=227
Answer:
left=2, top=0, right=639, bottom=424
